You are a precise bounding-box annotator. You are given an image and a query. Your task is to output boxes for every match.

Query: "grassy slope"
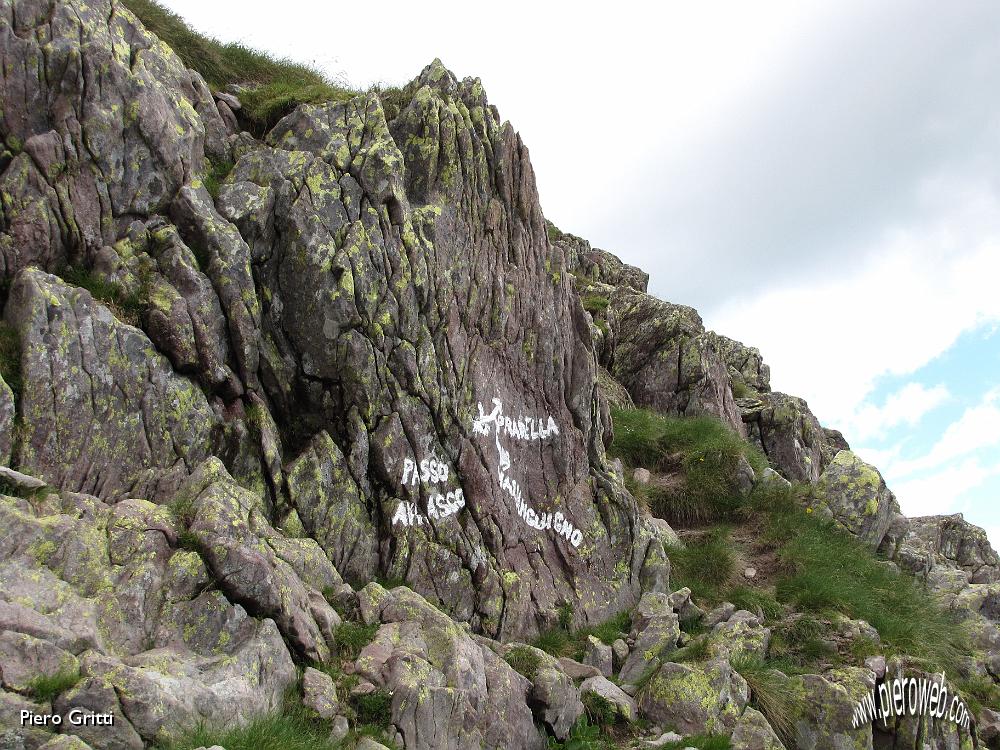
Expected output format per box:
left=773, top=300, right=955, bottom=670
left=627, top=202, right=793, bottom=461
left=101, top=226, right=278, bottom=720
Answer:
left=121, top=0, right=357, bottom=133
left=608, top=407, right=970, bottom=672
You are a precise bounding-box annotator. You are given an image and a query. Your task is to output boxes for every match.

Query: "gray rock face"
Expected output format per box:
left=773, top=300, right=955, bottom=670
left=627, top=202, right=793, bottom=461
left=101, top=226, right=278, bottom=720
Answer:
left=741, top=392, right=829, bottom=483
left=0, top=474, right=299, bottom=749
left=0, top=374, right=12, bottom=466
left=637, top=658, right=748, bottom=735
left=181, top=460, right=342, bottom=662
left=0, top=0, right=227, bottom=278
left=608, top=292, right=747, bottom=436
left=885, top=513, right=1000, bottom=585
left=214, top=59, right=649, bottom=636
left=731, top=707, right=786, bottom=750
left=5, top=269, right=221, bottom=501
left=353, top=584, right=545, bottom=750
left=619, top=592, right=680, bottom=685
left=811, top=451, right=900, bottom=549
left=557, top=230, right=649, bottom=293
left=285, top=431, right=378, bottom=586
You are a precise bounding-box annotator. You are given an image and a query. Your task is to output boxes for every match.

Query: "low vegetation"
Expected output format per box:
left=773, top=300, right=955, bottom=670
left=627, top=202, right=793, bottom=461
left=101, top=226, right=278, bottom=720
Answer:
left=332, top=621, right=378, bottom=661
left=24, top=668, right=80, bottom=702
left=60, top=267, right=145, bottom=326
left=611, top=407, right=765, bottom=526
left=763, top=491, right=968, bottom=670
left=666, top=527, right=738, bottom=602
left=505, top=645, right=542, bottom=680
left=122, top=0, right=357, bottom=133
left=609, top=407, right=970, bottom=676
left=732, top=656, right=804, bottom=745
left=533, top=609, right=631, bottom=662
left=159, top=691, right=340, bottom=750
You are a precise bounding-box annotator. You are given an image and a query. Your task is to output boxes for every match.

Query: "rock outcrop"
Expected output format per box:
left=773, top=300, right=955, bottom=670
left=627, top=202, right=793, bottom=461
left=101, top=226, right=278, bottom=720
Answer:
left=0, top=1, right=997, bottom=749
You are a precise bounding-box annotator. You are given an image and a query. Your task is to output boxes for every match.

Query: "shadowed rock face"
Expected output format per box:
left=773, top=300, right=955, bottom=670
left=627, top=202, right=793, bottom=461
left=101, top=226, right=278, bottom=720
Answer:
left=0, top=0, right=657, bottom=641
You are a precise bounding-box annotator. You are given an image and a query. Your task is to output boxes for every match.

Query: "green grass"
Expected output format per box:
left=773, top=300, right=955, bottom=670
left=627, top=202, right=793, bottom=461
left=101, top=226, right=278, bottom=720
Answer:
left=61, top=267, right=144, bottom=326
left=157, top=692, right=341, bottom=750
left=175, top=530, right=201, bottom=552
left=350, top=690, right=393, bottom=729
left=333, top=621, right=378, bottom=661
left=24, top=668, right=80, bottom=701
left=766, top=616, right=836, bottom=669
left=533, top=610, right=630, bottom=662
left=546, top=717, right=610, bottom=750
left=954, top=674, right=1000, bottom=718
left=581, top=294, right=609, bottom=315
left=665, top=527, right=737, bottom=602
left=0, top=321, right=22, bottom=402
left=731, top=656, right=803, bottom=745
left=581, top=692, right=621, bottom=728
left=611, top=408, right=765, bottom=526
left=727, top=585, right=783, bottom=620
left=24, top=669, right=78, bottom=701
left=505, top=645, right=543, bottom=681
left=660, top=736, right=732, bottom=750
left=203, top=157, right=234, bottom=199
left=670, top=637, right=710, bottom=663
left=768, top=503, right=968, bottom=670
left=122, top=0, right=357, bottom=134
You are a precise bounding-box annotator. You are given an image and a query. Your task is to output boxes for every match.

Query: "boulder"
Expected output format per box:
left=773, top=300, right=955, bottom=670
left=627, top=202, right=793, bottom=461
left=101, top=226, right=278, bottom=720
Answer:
left=741, top=392, right=829, bottom=483
left=302, top=667, right=339, bottom=720
left=794, top=669, right=874, bottom=750
left=619, top=593, right=679, bottom=685
left=353, top=585, right=545, bottom=750
left=638, top=658, right=748, bottom=734
left=583, top=635, right=614, bottom=678
left=5, top=269, right=220, bottom=501
left=731, top=707, right=786, bottom=750
left=812, top=451, right=900, bottom=549
left=0, top=375, right=12, bottom=466
left=707, top=609, right=771, bottom=660
left=580, top=675, right=638, bottom=721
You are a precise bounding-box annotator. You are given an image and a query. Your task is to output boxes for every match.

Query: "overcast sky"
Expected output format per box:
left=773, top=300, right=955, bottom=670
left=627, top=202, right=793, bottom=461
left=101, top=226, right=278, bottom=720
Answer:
left=161, top=0, right=1000, bottom=544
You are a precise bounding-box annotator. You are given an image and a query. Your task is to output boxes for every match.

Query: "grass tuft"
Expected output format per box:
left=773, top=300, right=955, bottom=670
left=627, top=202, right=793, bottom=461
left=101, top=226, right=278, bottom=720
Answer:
left=61, top=267, right=144, bottom=326
left=732, top=656, right=803, bottom=745
left=157, top=691, right=341, bottom=750
left=24, top=668, right=80, bottom=702
left=611, top=408, right=765, bottom=526
left=350, top=690, right=393, bottom=730
left=533, top=610, right=630, bottom=662
left=666, top=527, right=737, bottom=602
left=505, top=645, right=542, bottom=681
left=203, top=157, right=234, bottom=199
left=122, top=0, right=357, bottom=134
left=581, top=692, right=621, bottom=728
left=333, top=621, right=378, bottom=661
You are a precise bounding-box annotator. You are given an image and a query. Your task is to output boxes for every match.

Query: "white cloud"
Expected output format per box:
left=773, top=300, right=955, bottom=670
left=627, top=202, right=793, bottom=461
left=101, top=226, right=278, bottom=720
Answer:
left=847, top=382, right=951, bottom=441
left=888, top=388, right=1000, bottom=477
left=891, top=457, right=1000, bottom=518
left=706, top=182, right=1000, bottom=434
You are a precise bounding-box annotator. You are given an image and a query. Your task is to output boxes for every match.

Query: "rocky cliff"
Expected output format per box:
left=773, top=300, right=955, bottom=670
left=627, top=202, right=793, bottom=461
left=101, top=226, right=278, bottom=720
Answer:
left=0, top=2, right=997, bottom=749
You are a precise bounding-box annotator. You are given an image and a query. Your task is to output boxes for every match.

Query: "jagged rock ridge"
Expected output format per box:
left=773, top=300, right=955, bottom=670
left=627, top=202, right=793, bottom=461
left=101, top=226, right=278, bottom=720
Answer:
left=0, top=2, right=997, bottom=749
